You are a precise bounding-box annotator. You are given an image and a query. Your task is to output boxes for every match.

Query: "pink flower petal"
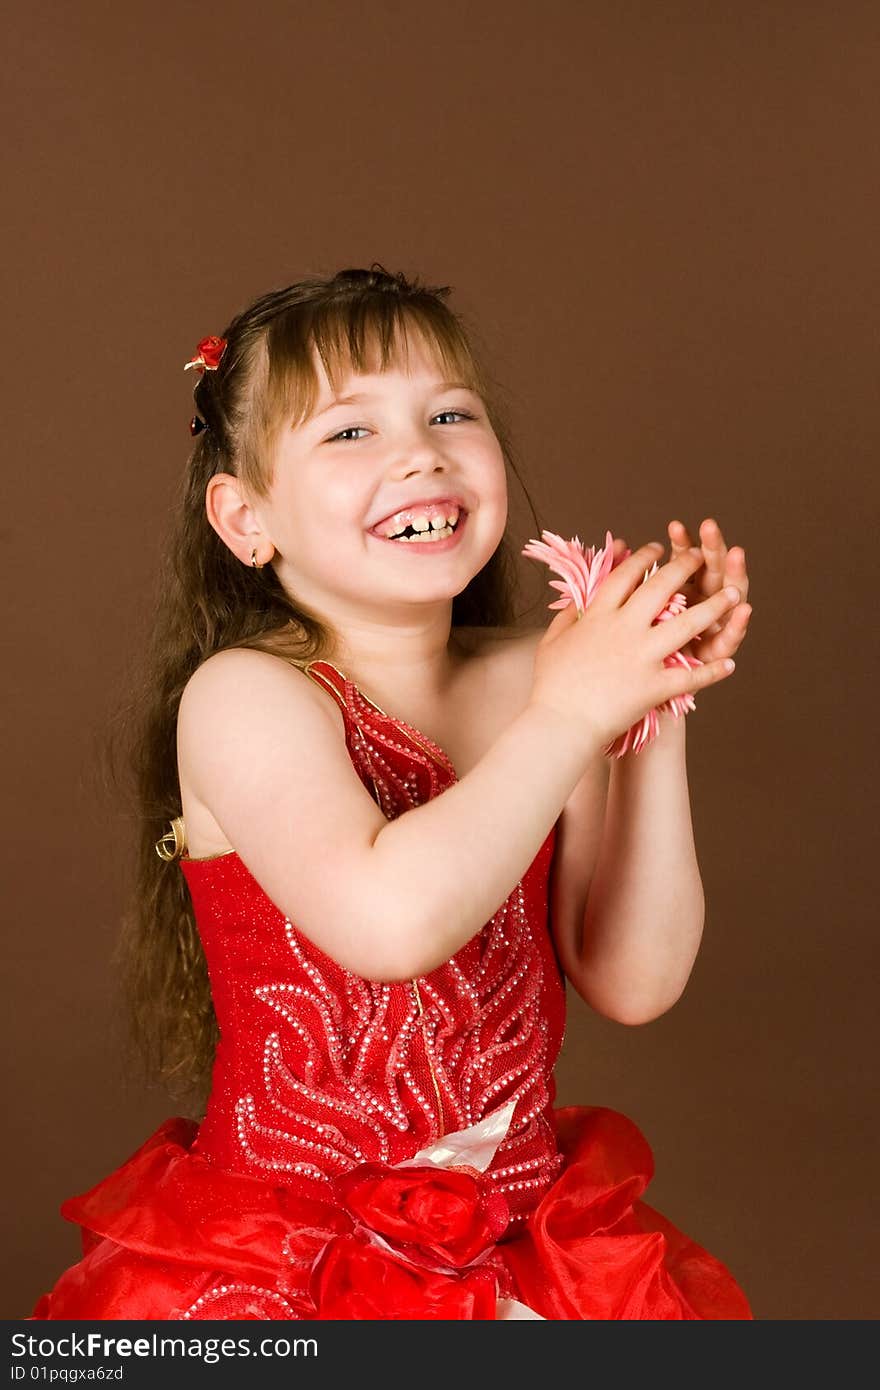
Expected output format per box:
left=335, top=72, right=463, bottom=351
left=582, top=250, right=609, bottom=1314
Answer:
left=522, top=526, right=701, bottom=756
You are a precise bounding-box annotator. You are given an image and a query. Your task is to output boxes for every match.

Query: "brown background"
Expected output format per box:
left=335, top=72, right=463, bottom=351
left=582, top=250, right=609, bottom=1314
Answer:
left=4, top=1, right=877, bottom=1320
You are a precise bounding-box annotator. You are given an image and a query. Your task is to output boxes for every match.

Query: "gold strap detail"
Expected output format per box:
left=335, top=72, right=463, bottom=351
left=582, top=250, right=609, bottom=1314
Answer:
left=155, top=814, right=187, bottom=862
left=301, top=659, right=350, bottom=713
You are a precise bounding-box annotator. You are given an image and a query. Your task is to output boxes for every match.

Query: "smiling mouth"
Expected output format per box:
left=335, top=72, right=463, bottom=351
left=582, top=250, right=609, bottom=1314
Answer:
left=369, top=511, right=468, bottom=548
left=384, top=517, right=461, bottom=542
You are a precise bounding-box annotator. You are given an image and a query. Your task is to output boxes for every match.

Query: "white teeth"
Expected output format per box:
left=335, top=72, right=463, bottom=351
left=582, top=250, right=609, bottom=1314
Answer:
left=394, top=524, right=454, bottom=542
left=382, top=505, right=462, bottom=538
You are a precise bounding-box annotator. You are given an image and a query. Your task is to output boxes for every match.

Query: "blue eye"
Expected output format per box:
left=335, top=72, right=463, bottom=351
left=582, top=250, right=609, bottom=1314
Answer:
left=327, top=426, right=371, bottom=443
left=326, top=409, right=476, bottom=444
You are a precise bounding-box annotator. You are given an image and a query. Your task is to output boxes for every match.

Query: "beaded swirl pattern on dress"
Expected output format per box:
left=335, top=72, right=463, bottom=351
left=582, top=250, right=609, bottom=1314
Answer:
left=180, top=661, right=563, bottom=1231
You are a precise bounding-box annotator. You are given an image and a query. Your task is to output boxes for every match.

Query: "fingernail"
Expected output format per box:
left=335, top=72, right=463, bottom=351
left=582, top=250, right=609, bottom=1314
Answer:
left=723, top=659, right=736, bottom=672
left=724, top=586, right=740, bottom=601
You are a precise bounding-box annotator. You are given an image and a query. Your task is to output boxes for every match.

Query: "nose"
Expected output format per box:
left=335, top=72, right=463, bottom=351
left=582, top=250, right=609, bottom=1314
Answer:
left=391, top=430, right=451, bottom=481
left=399, top=458, right=448, bottom=483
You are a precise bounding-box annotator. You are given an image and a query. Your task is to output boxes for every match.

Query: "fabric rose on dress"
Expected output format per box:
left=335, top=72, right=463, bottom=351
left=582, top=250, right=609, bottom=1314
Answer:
left=183, top=335, right=227, bottom=374
left=332, top=1160, right=510, bottom=1271
left=278, top=1102, right=529, bottom=1320
left=310, top=1228, right=500, bottom=1320
left=522, top=527, right=701, bottom=758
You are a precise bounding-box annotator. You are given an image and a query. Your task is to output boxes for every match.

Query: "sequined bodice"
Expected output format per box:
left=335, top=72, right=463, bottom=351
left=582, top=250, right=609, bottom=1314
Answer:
left=179, top=659, right=565, bottom=1229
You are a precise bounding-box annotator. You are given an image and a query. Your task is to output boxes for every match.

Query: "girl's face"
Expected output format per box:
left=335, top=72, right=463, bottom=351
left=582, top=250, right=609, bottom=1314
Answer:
left=255, top=336, right=509, bottom=625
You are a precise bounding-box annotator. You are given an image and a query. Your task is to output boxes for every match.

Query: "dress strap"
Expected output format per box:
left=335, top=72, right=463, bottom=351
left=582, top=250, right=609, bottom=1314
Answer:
left=300, top=660, right=350, bottom=714
left=303, top=658, right=458, bottom=782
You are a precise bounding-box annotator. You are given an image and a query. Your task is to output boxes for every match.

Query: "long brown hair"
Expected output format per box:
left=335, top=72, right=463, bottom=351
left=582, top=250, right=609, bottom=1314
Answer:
left=100, top=264, right=544, bottom=1116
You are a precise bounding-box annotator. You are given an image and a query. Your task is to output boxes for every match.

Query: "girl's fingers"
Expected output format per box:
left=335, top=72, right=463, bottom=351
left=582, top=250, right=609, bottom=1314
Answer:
left=596, top=540, right=668, bottom=608
left=685, top=656, right=736, bottom=690
left=651, top=583, right=740, bottom=656
left=628, top=546, right=705, bottom=617
left=667, top=519, right=694, bottom=553
left=725, top=547, right=749, bottom=601
left=659, top=651, right=736, bottom=702
left=696, top=519, right=728, bottom=585
left=696, top=602, right=752, bottom=658
left=671, top=520, right=747, bottom=599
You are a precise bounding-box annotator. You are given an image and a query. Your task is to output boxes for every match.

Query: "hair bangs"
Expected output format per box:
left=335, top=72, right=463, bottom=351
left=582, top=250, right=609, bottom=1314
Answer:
left=255, top=295, right=488, bottom=465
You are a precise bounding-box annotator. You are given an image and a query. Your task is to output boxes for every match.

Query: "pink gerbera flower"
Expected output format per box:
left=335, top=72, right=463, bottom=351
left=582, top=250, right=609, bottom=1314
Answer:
left=521, top=529, right=702, bottom=758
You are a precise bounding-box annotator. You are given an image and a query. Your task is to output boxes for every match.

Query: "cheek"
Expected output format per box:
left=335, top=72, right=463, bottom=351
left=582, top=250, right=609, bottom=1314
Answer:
left=470, top=435, right=506, bottom=492
left=480, top=451, right=509, bottom=520
left=293, top=476, right=366, bottom=539
left=326, top=473, right=376, bottom=526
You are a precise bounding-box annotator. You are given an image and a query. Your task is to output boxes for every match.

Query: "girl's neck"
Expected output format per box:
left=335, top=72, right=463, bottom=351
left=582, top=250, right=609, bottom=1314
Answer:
left=329, top=627, right=471, bottom=710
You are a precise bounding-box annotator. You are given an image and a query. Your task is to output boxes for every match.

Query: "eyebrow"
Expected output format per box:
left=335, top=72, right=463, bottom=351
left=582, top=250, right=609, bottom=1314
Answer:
left=312, top=380, right=475, bottom=419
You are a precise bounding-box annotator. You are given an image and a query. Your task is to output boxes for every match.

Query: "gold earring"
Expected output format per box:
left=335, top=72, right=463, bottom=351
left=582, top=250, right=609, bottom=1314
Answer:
left=251, top=548, right=263, bottom=569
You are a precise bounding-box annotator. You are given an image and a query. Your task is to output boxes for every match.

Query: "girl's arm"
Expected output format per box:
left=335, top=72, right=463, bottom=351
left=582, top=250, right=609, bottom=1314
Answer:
left=557, top=710, right=705, bottom=1024
left=538, top=517, right=748, bottom=1023
left=368, top=699, right=598, bottom=977
left=179, top=648, right=597, bottom=984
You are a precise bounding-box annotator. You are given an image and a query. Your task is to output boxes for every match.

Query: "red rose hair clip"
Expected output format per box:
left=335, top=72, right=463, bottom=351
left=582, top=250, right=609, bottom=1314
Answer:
left=184, top=334, right=227, bottom=374
left=185, top=334, right=227, bottom=434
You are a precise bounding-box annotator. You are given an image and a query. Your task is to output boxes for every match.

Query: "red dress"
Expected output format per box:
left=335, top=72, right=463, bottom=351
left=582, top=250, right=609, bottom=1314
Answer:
left=30, top=660, right=751, bottom=1321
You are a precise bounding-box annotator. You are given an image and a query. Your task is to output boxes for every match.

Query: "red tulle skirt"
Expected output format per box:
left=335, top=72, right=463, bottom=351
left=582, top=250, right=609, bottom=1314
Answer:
left=30, top=1105, right=752, bottom=1321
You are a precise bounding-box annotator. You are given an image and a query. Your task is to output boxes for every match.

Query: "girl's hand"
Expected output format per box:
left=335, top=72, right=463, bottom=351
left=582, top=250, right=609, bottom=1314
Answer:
left=664, top=517, right=752, bottom=665
left=531, top=542, right=741, bottom=757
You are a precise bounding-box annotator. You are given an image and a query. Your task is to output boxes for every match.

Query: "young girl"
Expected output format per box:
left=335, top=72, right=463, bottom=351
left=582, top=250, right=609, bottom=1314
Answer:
left=30, top=264, right=753, bottom=1321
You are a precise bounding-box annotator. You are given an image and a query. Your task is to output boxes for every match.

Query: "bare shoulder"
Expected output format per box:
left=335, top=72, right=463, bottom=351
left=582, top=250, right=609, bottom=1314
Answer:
left=178, top=648, right=344, bottom=777
left=175, top=647, right=400, bottom=977
left=177, top=648, right=347, bottom=858
left=181, top=645, right=337, bottom=707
